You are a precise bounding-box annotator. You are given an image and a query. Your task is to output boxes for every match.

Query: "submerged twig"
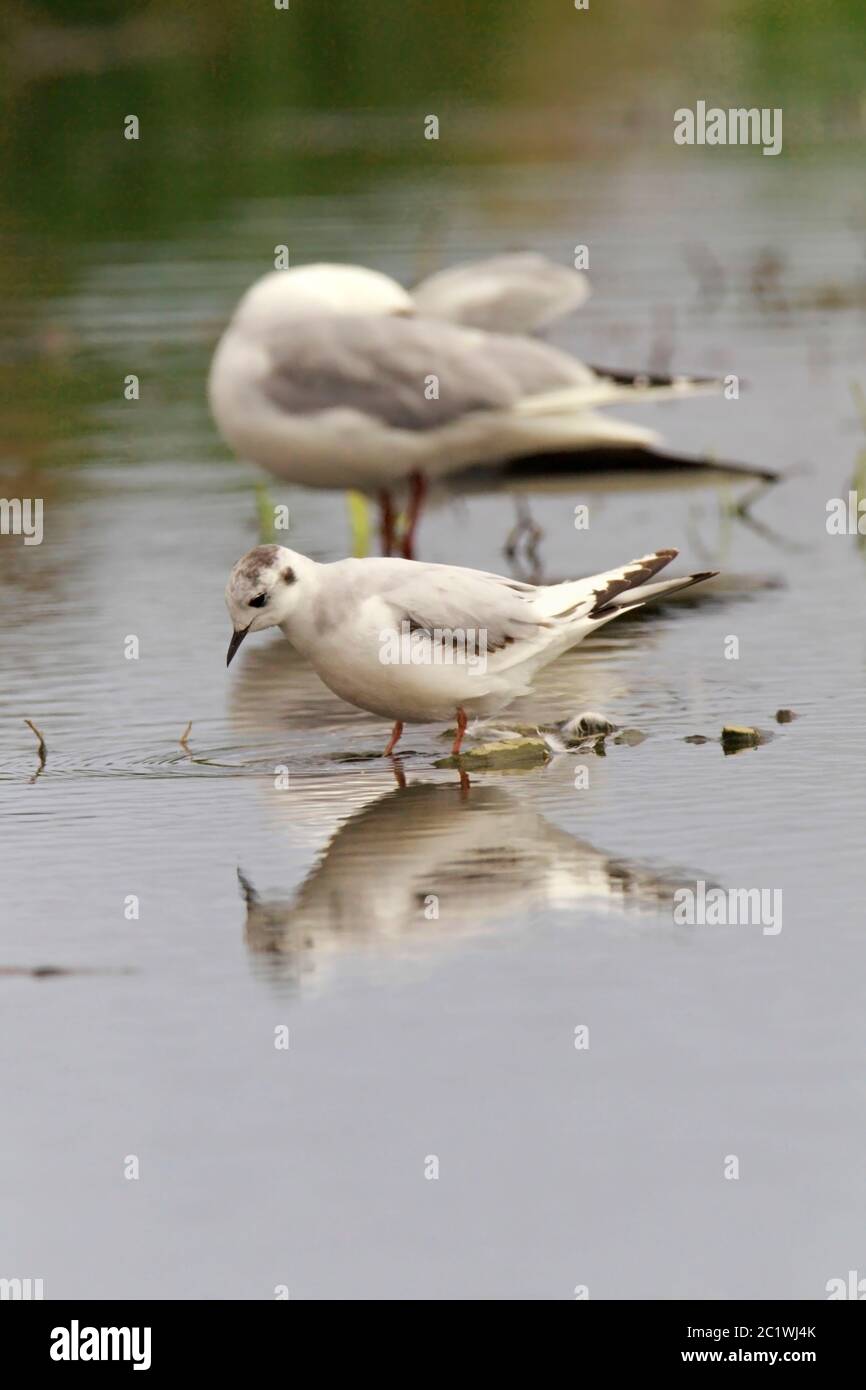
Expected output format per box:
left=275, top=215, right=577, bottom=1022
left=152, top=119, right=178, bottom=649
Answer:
left=0, top=965, right=136, bottom=979
left=24, top=719, right=47, bottom=778
left=722, top=478, right=808, bottom=554
left=179, top=720, right=193, bottom=753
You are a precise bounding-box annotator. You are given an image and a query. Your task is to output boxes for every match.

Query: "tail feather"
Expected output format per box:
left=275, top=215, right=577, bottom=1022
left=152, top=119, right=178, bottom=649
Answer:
left=492, top=550, right=719, bottom=678
left=591, top=569, right=719, bottom=617
left=539, top=549, right=678, bottom=621
left=586, top=550, right=679, bottom=615
left=520, top=410, right=662, bottom=450
left=515, top=374, right=723, bottom=418
left=537, top=549, right=718, bottom=629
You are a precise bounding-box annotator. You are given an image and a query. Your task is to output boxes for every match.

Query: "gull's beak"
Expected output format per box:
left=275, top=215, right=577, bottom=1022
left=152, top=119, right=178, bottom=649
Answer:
left=226, top=624, right=251, bottom=667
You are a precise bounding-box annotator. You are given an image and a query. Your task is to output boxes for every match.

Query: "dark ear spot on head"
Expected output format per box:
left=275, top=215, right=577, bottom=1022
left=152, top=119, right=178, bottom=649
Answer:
left=282, top=567, right=296, bottom=585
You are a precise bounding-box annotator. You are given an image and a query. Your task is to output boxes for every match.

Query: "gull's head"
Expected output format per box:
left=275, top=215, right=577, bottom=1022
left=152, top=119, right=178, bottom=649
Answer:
left=225, top=544, right=309, bottom=666
left=231, top=264, right=414, bottom=332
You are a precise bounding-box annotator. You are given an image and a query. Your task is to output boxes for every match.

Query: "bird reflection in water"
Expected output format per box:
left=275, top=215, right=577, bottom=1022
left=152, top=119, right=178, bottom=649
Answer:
left=237, top=780, right=706, bottom=990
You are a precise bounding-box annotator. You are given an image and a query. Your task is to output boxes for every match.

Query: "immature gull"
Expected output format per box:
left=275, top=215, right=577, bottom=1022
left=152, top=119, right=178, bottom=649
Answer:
left=224, top=543, right=717, bottom=756
left=208, top=259, right=724, bottom=557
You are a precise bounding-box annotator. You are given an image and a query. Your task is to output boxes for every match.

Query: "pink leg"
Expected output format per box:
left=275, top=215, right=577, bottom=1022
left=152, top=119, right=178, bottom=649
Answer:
left=451, top=707, right=468, bottom=757
left=400, top=471, right=427, bottom=559
left=379, top=490, right=396, bottom=556
left=383, top=720, right=404, bottom=756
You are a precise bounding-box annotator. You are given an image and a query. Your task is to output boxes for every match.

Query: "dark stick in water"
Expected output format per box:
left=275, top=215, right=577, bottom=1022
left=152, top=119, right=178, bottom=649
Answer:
left=24, top=719, right=47, bottom=775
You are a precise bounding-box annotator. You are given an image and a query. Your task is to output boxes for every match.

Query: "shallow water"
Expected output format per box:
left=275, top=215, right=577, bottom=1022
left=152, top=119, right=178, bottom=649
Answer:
left=3, top=8, right=866, bottom=1298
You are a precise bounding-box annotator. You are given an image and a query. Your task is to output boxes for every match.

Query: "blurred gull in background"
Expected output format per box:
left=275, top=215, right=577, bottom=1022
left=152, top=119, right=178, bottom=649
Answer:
left=208, top=255, right=737, bottom=558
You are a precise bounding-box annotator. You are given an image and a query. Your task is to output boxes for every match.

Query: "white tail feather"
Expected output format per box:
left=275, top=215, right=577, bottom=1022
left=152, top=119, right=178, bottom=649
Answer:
left=515, top=377, right=723, bottom=418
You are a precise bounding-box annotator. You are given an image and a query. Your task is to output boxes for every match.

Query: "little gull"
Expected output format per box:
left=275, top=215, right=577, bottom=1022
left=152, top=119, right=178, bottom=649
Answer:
left=208, top=258, right=725, bottom=557
left=224, top=543, right=717, bottom=756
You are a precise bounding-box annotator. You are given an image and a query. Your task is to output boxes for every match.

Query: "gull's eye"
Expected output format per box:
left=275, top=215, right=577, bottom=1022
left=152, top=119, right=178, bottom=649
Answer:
left=248, top=594, right=267, bottom=609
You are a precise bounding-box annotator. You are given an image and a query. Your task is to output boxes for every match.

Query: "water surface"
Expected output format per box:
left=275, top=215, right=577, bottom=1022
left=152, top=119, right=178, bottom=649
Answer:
left=2, top=4, right=865, bottom=1299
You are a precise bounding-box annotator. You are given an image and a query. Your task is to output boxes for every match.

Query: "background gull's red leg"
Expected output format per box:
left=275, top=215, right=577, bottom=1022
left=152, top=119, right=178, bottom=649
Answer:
left=379, top=489, right=396, bottom=556
left=400, top=471, right=427, bottom=559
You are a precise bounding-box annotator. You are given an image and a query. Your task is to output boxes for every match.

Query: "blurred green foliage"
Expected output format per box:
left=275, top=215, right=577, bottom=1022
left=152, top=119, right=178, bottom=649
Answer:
left=1, top=1, right=864, bottom=269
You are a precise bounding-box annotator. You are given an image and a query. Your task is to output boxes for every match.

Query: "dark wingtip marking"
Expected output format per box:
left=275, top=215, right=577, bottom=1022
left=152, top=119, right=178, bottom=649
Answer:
left=592, top=566, right=720, bottom=618
left=589, top=366, right=722, bottom=389
left=587, top=549, right=678, bottom=618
